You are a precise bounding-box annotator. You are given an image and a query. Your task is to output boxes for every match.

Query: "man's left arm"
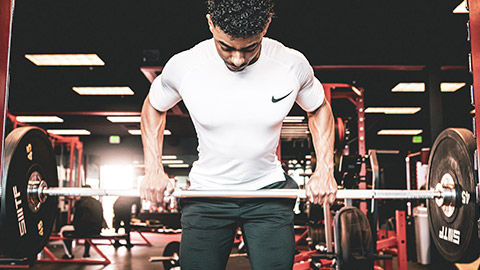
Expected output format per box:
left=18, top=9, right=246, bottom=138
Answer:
left=306, top=99, right=337, bottom=204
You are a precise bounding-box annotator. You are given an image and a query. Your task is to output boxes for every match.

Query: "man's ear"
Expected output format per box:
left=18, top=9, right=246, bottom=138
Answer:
left=261, top=17, right=272, bottom=36
left=206, top=14, right=215, bottom=33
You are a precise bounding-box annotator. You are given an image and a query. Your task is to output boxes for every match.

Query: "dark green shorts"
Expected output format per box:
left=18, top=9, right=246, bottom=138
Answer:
left=179, top=175, right=299, bottom=270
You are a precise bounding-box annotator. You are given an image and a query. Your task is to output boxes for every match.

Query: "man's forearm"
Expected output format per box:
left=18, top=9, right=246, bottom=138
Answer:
left=141, top=94, right=167, bottom=173
left=307, top=100, right=335, bottom=175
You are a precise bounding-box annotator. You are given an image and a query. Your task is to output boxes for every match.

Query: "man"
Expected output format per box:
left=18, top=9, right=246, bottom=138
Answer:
left=60, top=186, right=107, bottom=259
left=140, top=0, right=337, bottom=269
left=112, top=196, right=142, bottom=248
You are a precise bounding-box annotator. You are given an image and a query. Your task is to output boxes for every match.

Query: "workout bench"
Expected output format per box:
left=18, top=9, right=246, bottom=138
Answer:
left=38, top=233, right=128, bottom=265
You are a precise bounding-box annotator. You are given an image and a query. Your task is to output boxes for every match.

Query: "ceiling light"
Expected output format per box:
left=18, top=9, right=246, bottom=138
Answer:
left=392, top=82, right=467, bottom=93
left=162, top=160, right=184, bottom=164
left=128, top=129, right=171, bottom=135
left=365, top=107, right=421, bottom=114
left=391, top=83, right=425, bottom=92
left=72, top=86, right=134, bottom=95
left=47, top=129, right=91, bottom=135
left=16, top=116, right=64, bottom=123
left=377, top=129, right=423, bottom=135
left=453, top=0, right=468, bottom=13
left=107, top=116, right=141, bottom=123
left=305, top=155, right=312, bottom=159
left=25, top=54, right=105, bottom=66
left=283, top=116, right=305, bottom=123
left=162, top=155, right=177, bottom=159
left=168, top=164, right=190, bottom=168
left=440, top=82, right=466, bottom=92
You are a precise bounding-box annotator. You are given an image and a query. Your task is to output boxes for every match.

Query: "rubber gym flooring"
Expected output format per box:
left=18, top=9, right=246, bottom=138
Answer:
left=25, top=232, right=479, bottom=270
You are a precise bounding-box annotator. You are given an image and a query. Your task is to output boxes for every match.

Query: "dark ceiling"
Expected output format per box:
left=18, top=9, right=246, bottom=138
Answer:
left=6, top=0, right=474, bottom=159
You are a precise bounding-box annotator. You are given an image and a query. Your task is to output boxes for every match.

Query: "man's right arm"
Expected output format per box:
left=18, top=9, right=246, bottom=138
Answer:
left=140, top=94, right=174, bottom=203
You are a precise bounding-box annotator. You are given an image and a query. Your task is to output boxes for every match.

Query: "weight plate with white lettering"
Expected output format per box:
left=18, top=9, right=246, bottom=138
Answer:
left=0, top=127, right=58, bottom=259
left=427, top=128, right=479, bottom=262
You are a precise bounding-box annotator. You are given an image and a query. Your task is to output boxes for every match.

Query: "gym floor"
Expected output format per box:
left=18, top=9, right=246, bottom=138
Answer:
left=24, top=231, right=479, bottom=270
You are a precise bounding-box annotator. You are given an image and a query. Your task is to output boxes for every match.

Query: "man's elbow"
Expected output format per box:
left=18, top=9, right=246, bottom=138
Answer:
left=307, top=99, right=330, bottom=118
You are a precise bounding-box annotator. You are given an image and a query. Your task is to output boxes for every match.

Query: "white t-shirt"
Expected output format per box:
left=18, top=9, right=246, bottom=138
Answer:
left=149, top=37, right=324, bottom=190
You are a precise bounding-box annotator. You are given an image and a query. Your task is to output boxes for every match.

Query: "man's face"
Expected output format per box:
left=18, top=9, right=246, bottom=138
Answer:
left=207, top=15, right=268, bottom=72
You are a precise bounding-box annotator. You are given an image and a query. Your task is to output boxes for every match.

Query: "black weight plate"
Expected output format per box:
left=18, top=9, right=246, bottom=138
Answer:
left=334, top=206, right=374, bottom=270
left=308, top=223, right=325, bottom=249
left=162, top=241, right=180, bottom=270
left=0, top=127, right=58, bottom=259
left=427, top=128, right=479, bottom=262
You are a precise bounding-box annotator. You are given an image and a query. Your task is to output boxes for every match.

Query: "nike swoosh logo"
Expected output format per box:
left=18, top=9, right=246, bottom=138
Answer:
left=271, top=90, right=294, bottom=103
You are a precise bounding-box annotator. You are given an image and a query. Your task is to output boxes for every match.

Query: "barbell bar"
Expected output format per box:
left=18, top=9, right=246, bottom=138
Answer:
left=36, top=186, right=454, bottom=205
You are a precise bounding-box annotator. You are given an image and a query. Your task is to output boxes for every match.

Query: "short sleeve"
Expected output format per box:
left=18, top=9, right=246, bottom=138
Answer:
left=148, top=54, right=184, bottom=112
left=295, top=57, right=325, bottom=112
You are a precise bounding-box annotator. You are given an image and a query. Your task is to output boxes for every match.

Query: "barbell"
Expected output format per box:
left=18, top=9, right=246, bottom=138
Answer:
left=0, top=126, right=479, bottom=263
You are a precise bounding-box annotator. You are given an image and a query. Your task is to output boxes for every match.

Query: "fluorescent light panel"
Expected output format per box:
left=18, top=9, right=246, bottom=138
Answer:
left=25, top=54, right=105, bottom=66
left=391, top=82, right=466, bottom=92
left=107, top=116, right=141, bottom=123
left=128, top=129, right=171, bottom=135
left=283, top=116, right=305, bottom=123
left=453, top=0, right=468, bottom=13
left=162, top=155, right=177, bottom=159
left=440, top=82, right=466, bottom=92
left=16, top=116, right=64, bottom=123
left=365, top=107, right=421, bottom=114
left=47, top=129, right=91, bottom=135
left=377, top=129, right=423, bottom=136
left=72, top=87, right=134, bottom=95
left=391, top=83, right=425, bottom=92
left=168, top=164, right=190, bottom=168
left=162, top=160, right=184, bottom=164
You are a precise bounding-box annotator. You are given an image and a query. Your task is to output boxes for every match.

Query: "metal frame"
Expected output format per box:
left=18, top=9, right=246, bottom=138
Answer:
left=469, top=0, right=480, bottom=162
left=0, top=0, right=14, bottom=188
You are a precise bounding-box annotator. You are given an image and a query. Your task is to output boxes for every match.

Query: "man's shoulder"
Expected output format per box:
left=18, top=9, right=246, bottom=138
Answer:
left=262, top=37, right=309, bottom=67
left=169, top=39, right=213, bottom=64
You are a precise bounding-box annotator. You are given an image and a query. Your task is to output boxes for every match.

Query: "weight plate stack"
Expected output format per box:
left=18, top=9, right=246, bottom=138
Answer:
left=0, top=127, right=58, bottom=260
left=427, top=128, right=479, bottom=262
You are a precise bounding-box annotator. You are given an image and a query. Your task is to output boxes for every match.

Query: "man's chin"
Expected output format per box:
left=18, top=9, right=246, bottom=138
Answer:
left=226, top=64, right=246, bottom=72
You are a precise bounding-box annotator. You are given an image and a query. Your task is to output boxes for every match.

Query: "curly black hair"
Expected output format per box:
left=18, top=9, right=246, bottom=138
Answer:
left=207, top=0, right=274, bottom=38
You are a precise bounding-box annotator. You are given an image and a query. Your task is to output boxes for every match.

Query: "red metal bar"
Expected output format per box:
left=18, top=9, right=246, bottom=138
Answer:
left=294, top=228, right=309, bottom=246
left=0, top=0, right=14, bottom=184
left=395, top=211, right=407, bottom=270
left=469, top=0, right=480, bottom=162
left=77, top=144, right=83, bottom=186
left=323, top=84, right=332, bottom=103
left=38, top=245, right=110, bottom=265
left=140, top=66, right=163, bottom=83
left=356, top=88, right=368, bottom=214
left=294, top=250, right=317, bottom=263
left=376, top=236, right=397, bottom=250
left=86, top=239, right=111, bottom=264
left=133, top=230, right=153, bottom=247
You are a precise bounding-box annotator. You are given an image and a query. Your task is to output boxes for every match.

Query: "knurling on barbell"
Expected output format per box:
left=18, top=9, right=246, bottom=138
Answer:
left=0, top=126, right=478, bottom=263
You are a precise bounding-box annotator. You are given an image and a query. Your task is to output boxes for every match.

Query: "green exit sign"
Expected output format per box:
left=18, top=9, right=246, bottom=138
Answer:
left=109, top=135, right=121, bottom=144
left=412, top=135, right=422, bottom=144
